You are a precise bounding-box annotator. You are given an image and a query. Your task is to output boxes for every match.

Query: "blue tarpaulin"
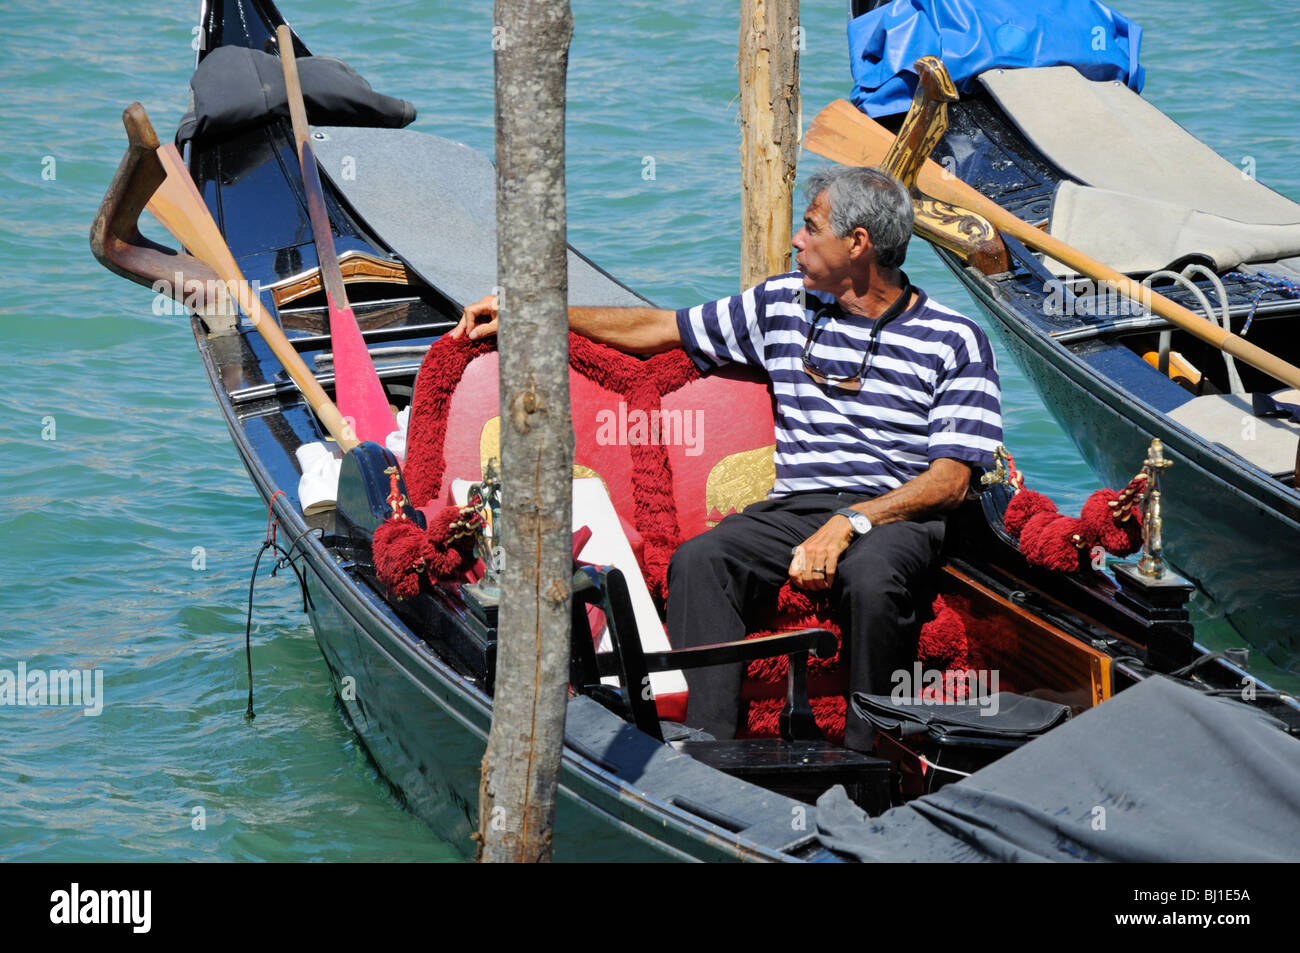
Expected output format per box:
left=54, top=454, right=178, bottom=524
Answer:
left=849, top=0, right=1145, bottom=117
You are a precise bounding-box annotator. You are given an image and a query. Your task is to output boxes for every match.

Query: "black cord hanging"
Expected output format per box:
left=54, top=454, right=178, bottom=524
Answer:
left=241, top=492, right=320, bottom=720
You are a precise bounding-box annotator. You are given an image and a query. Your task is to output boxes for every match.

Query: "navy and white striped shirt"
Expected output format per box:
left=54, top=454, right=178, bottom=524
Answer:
left=675, top=272, right=1002, bottom=498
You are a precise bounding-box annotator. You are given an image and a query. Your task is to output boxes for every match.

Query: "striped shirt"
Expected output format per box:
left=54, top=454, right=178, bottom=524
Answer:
left=675, top=272, right=1002, bottom=498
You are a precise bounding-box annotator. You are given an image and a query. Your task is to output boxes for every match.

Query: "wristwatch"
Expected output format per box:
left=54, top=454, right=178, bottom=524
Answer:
left=836, top=507, right=872, bottom=538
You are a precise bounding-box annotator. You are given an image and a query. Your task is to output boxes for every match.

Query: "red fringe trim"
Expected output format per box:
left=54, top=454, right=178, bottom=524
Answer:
left=399, top=333, right=701, bottom=600
left=740, top=695, right=848, bottom=745
left=403, top=335, right=496, bottom=509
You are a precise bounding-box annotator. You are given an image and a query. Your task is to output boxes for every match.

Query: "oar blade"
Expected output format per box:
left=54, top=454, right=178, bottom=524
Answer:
left=277, top=23, right=396, bottom=446
left=805, top=99, right=992, bottom=214
left=328, top=299, right=397, bottom=445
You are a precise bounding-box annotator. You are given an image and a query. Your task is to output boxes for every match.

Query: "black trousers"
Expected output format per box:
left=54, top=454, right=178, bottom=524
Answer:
left=666, top=492, right=946, bottom=752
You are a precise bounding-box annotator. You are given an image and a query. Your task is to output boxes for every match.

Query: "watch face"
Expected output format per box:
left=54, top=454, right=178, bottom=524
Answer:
left=839, top=508, right=871, bottom=534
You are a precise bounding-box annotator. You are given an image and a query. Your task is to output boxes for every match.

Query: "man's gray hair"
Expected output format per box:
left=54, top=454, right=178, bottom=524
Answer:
left=805, top=166, right=914, bottom=268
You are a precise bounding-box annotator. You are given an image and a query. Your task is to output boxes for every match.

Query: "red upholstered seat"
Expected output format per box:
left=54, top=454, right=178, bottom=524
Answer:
left=403, top=336, right=778, bottom=598
left=402, top=335, right=965, bottom=739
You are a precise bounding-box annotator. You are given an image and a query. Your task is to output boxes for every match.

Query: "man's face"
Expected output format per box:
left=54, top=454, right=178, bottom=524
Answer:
left=792, top=191, right=858, bottom=294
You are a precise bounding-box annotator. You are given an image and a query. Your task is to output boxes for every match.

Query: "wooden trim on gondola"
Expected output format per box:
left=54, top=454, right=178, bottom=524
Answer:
left=940, top=563, right=1112, bottom=710
left=266, top=249, right=413, bottom=308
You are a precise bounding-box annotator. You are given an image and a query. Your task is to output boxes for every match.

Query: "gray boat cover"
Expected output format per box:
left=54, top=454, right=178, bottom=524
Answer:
left=1046, top=183, right=1300, bottom=276
left=978, top=66, right=1300, bottom=276
left=1167, top=391, right=1300, bottom=477
left=817, top=675, right=1300, bottom=862
left=311, top=126, right=649, bottom=310
left=175, top=47, right=416, bottom=145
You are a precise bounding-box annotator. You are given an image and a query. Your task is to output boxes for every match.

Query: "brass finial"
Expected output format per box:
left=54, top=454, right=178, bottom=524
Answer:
left=1137, top=439, right=1173, bottom=578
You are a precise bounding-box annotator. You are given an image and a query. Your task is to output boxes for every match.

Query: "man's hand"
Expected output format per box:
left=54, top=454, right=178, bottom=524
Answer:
left=448, top=293, right=499, bottom=340
left=448, top=295, right=682, bottom=354
left=788, top=514, right=855, bottom=591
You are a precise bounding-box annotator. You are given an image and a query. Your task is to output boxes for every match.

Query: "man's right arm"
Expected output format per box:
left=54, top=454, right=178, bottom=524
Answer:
left=448, top=294, right=681, bottom=354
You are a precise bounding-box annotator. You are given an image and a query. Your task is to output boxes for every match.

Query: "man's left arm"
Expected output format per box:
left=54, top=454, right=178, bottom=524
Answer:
left=788, top=459, right=970, bottom=590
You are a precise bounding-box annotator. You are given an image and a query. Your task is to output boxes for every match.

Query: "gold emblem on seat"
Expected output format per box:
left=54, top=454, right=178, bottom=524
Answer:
left=480, top=416, right=605, bottom=486
left=705, top=445, right=775, bottom=525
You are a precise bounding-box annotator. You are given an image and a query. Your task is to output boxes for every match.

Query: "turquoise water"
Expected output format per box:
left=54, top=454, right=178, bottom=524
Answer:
left=1, top=0, right=1296, bottom=860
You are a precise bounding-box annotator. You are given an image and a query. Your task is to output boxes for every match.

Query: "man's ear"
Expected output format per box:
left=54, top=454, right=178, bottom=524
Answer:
left=848, top=226, right=874, bottom=263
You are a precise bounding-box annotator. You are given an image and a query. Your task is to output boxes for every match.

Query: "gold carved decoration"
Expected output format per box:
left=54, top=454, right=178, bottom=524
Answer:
left=914, top=197, right=1010, bottom=276
left=881, top=56, right=959, bottom=191
left=705, top=445, right=775, bottom=525
left=877, top=57, right=1010, bottom=277
left=267, top=249, right=412, bottom=308
left=479, top=416, right=500, bottom=477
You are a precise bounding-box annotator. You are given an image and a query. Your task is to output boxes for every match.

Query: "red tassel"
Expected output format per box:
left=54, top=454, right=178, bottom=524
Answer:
left=423, top=505, right=479, bottom=580
left=1021, top=514, right=1084, bottom=572
left=1018, top=509, right=1057, bottom=549
left=373, top=519, right=433, bottom=599
left=916, top=594, right=968, bottom=671
left=1080, top=488, right=1143, bottom=555
left=1003, top=488, right=1057, bottom=538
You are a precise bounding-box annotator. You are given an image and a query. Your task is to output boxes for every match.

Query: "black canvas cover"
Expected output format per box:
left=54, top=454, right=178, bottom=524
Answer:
left=818, top=676, right=1300, bottom=862
left=175, top=47, right=416, bottom=144
left=853, top=691, right=1071, bottom=741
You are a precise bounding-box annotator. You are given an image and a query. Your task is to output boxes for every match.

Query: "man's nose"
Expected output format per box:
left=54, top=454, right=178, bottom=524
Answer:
left=792, top=228, right=806, bottom=249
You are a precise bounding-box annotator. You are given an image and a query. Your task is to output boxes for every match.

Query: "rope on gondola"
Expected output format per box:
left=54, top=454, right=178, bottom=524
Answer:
left=241, top=491, right=319, bottom=721
left=994, top=447, right=1146, bottom=573
left=917, top=755, right=972, bottom=779
left=1222, top=270, right=1300, bottom=335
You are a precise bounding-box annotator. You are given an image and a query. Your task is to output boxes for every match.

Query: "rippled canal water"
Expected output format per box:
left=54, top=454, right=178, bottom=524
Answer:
left=1, top=0, right=1296, bottom=860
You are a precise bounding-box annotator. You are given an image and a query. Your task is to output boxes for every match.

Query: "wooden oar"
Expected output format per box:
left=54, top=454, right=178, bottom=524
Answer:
left=91, top=102, right=359, bottom=451
left=804, top=96, right=1300, bottom=392
left=276, top=24, right=396, bottom=445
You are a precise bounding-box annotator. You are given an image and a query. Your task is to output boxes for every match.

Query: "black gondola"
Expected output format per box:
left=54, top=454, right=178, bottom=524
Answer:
left=90, top=0, right=1300, bottom=861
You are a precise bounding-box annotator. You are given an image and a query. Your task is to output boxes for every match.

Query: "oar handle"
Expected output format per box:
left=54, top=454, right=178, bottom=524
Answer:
left=275, top=23, right=396, bottom=447
left=276, top=24, right=349, bottom=311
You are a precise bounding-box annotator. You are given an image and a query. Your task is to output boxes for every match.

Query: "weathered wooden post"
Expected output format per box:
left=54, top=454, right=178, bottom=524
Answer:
left=739, top=0, right=801, bottom=288
left=476, top=0, right=576, bottom=863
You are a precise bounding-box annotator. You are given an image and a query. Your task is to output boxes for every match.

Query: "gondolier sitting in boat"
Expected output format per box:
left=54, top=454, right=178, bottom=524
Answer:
left=451, top=166, right=1002, bottom=751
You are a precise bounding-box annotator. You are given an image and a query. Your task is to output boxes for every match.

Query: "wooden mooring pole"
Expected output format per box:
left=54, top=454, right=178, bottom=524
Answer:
left=476, top=0, right=576, bottom=863
left=739, top=0, right=801, bottom=289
